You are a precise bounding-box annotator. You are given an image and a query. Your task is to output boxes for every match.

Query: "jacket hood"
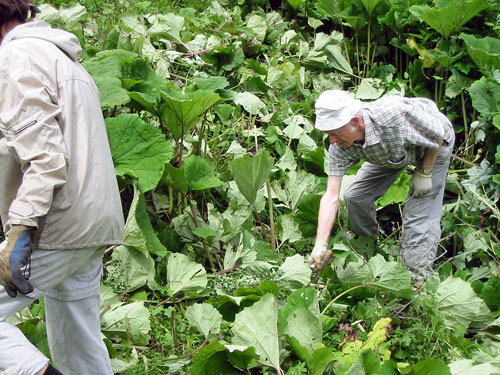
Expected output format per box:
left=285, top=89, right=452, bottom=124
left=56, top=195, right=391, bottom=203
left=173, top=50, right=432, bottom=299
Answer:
left=2, top=21, right=81, bottom=60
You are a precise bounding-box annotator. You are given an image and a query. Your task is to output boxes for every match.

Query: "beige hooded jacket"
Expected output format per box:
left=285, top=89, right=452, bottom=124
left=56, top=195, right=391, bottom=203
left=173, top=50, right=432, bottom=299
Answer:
left=0, top=21, right=124, bottom=250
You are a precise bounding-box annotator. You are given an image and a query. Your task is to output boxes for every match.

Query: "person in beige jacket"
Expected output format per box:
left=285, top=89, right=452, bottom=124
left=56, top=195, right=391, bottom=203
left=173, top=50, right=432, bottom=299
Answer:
left=0, top=1, right=124, bottom=374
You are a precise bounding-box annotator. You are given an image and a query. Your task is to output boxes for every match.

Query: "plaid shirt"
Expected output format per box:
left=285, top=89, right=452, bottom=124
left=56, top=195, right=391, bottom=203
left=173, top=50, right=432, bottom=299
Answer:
left=329, top=96, right=453, bottom=176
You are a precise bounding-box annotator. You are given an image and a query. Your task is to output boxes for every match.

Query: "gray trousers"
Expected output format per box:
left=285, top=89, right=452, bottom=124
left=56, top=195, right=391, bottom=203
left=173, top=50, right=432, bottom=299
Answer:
left=343, top=137, right=454, bottom=279
left=0, top=243, right=113, bottom=375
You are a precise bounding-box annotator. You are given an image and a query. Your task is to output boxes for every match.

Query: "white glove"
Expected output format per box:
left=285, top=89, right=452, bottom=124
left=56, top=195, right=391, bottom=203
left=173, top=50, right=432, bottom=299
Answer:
left=308, top=239, right=333, bottom=271
left=411, top=171, right=432, bottom=197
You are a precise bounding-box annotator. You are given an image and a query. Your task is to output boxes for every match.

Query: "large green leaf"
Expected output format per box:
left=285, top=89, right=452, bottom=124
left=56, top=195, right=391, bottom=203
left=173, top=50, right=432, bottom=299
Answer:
left=410, top=0, right=489, bottom=38
left=467, top=77, right=500, bottom=116
left=148, top=13, right=185, bottom=43
left=167, top=253, right=208, bottom=296
left=449, top=359, right=500, bottom=375
left=185, top=303, right=223, bottom=338
left=189, top=341, right=240, bottom=375
left=125, top=184, right=168, bottom=257
left=183, top=155, right=225, bottom=191
left=232, top=294, right=280, bottom=370
left=410, top=359, right=451, bottom=375
left=278, top=288, right=322, bottom=354
left=376, top=172, right=410, bottom=207
left=229, top=149, right=274, bottom=206
left=370, top=255, right=414, bottom=299
left=247, top=14, right=267, bottom=43
left=459, top=34, right=500, bottom=73
left=360, top=0, right=383, bottom=16
left=159, top=88, right=220, bottom=140
left=83, top=56, right=130, bottom=107
left=275, top=254, right=312, bottom=287
left=346, top=349, right=381, bottom=375
left=162, top=155, right=224, bottom=192
left=333, top=256, right=374, bottom=285
left=436, top=277, right=492, bottom=328
left=278, top=214, right=302, bottom=244
left=225, top=345, right=260, bottom=370
left=106, top=114, right=173, bottom=192
left=333, top=255, right=413, bottom=298
left=101, top=300, right=151, bottom=346
left=310, top=346, right=335, bottom=375
left=272, top=170, right=316, bottom=211
left=108, top=245, right=156, bottom=293
left=234, top=92, right=266, bottom=116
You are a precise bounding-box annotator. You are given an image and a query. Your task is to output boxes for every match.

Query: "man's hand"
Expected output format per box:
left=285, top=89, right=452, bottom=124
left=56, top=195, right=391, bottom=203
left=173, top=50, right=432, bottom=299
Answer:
left=308, top=239, right=333, bottom=271
left=411, top=171, right=432, bottom=197
left=0, top=225, right=34, bottom=297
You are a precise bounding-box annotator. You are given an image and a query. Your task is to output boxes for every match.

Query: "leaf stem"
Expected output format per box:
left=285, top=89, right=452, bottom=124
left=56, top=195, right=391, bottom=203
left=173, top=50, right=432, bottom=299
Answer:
left=266, top=180, right=276, bottom=251
left=321, top=282, right=374, bottom=315
left=164, top=338, right=209, bottom=361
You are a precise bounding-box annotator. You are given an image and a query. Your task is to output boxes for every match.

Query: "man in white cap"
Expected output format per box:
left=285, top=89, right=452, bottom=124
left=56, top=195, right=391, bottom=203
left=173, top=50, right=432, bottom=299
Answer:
left=308, top=90, right=455, bottom=280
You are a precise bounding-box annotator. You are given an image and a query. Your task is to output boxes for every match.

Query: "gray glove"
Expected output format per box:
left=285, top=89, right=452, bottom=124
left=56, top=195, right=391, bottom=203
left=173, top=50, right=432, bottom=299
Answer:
left=411, top=171, right=432, bottom=197
left=308, top=239, right=333, bottom=271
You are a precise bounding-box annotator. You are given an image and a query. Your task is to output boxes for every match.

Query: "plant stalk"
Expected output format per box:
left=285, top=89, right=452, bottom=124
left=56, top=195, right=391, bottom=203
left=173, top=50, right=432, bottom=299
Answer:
left=321, top=282, right=374, bottom=315
left=266, top=180, right=276, bottom=251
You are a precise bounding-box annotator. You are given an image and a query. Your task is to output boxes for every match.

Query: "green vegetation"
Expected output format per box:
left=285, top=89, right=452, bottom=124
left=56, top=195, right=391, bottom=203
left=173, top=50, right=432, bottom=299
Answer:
left=8, top=0, right=500, bottom=373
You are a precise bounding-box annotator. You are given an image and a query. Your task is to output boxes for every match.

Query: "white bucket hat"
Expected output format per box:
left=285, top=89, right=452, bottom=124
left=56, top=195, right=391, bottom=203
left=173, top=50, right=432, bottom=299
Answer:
left=314, top=90, right=362, bottom=131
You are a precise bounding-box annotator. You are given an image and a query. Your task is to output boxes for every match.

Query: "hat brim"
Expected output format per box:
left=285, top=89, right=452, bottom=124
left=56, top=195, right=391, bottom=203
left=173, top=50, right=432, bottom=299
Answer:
left=314, top=102, right=361, bottom=131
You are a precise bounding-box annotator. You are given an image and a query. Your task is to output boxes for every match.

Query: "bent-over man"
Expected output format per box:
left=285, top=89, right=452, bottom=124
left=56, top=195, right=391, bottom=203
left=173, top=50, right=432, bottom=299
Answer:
left=308, top=90, right=454, bottom=280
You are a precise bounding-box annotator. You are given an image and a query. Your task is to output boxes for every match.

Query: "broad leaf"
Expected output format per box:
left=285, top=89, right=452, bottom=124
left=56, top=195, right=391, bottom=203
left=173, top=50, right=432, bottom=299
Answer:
left=467, top=77, right=500, bottom=116
left=310, top=346, right=335, bottom=375
left=459, top=33, right=500, bottom=73
left=278, top=214, right=302, bottom=244
left=234, top=92, right=266, bottom=116
left=230, top=150, right=274, bottom=206
left=278, top=288, right=322, bottom=354
left=108, top=245, right=156, bottom=293
left=376, top=172, right=410, bottom=207
left=189, top=341, right=239, bottom=375
left=124, top=184, right=168, bottom=257
left=183, top=155, right=225, bottom=191
left=162, top=155, right=224, bottom=192
left=160, top=89, right=220, bottom=140
left=449, top=359, right=500, bottom=375
left=225, top=345, right=259, bottom=370
left=84, top=57, right=130, bottom=107
left=101, top=301, right=151, bottom=346
left=410, top=0, right=489, bottom=39
left=149, top=13, right=185, bottom=43
left=410, top=358, right=451, bottom=375
left=167, top=253, right=208, bottom=296
left=106, top=114, right=173, bottom=192
left=275, top=254, right=312, bottom=287
left=436, top=277, right=492, bottom=328
left=370, top=255, right=414, bottom=299
left=356, top=78, right=385, bottom=100
left=247, top=14, right=267, bottom=43
left=346, top=349, right=381, bottom=375
left=333, top=256, right=373, bottom=284
left=185, top=303, right=223, bottom=338
left=232, top=294, right=280, bottom=370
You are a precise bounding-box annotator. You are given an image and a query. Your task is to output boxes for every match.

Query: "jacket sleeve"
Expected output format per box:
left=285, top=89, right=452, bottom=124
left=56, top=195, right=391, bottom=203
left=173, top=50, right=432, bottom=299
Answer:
left=0, top=63, right=68, bottom=229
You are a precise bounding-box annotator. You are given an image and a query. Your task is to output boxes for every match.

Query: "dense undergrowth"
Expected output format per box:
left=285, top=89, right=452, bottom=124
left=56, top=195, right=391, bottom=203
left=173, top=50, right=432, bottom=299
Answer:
left=6, top=0, right=500, bottom=373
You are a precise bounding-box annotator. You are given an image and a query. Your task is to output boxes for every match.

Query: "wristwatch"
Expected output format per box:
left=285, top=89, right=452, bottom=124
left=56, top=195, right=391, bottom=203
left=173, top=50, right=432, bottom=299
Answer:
left=421, top=167, right=432, bottom=175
